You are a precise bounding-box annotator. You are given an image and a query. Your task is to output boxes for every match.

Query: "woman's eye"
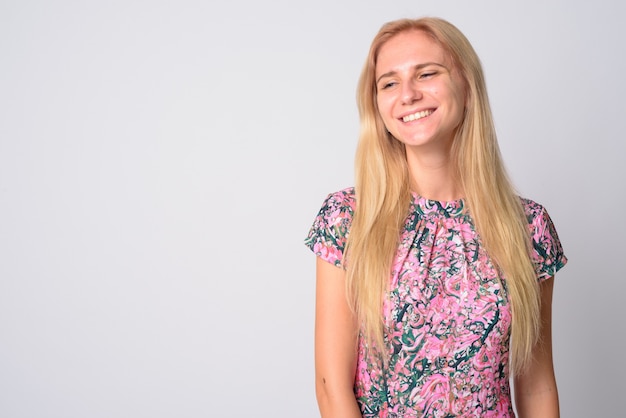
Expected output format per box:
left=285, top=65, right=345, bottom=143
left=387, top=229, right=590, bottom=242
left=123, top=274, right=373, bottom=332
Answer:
left=380, top=81, right=396, bottom=90
left=419, top=72, right=436, bottom=79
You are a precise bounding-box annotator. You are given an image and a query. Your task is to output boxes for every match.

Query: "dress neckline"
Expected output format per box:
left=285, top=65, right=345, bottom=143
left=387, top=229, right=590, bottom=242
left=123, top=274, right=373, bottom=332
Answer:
left=410, top=191, right=465, bottom=217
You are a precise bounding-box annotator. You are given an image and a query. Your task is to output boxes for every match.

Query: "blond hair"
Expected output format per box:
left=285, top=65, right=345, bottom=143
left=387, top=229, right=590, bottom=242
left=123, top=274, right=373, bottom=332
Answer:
left=345, top=17, right=539, bottom=375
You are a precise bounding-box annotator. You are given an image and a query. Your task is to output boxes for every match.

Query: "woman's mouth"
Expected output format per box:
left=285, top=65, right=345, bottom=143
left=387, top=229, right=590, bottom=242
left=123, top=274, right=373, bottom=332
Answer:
left=401, top=109, right=434, bottom=122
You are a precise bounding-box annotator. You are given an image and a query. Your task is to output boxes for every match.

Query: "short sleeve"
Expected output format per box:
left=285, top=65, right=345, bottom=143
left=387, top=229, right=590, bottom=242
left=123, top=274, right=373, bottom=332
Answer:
left=304, top=188, right=356, bottom=268
left=523, top=199, right=568, bottom=282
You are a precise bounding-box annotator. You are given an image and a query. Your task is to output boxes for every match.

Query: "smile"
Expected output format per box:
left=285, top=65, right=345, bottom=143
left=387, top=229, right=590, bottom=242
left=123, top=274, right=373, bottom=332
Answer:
left=402, top=110, right=433, bottom=122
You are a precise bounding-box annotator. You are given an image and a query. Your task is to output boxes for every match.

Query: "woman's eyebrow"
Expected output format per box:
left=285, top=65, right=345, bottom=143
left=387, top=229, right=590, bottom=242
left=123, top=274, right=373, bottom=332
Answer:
left=376, top=62, right=447, bottom=84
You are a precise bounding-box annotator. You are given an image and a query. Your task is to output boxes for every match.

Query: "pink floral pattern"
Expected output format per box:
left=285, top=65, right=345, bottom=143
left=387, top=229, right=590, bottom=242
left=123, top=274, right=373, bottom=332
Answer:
left=305, top=188, right=567, bottom=417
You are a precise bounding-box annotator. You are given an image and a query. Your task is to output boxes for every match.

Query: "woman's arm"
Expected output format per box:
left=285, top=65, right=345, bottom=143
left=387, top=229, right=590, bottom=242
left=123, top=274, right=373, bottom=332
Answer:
left=514, top=277, right=560, bottom=418
left=314, top=257, right=362, bottom=418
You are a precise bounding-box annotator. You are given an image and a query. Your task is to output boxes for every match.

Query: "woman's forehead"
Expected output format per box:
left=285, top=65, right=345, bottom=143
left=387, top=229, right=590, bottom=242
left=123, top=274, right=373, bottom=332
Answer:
left=375, top=31, right=451, bottom=75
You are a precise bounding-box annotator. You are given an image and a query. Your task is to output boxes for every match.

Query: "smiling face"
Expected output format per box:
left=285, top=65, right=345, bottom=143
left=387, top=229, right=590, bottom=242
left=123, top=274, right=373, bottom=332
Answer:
left=375, top=30, right=466, bottom=152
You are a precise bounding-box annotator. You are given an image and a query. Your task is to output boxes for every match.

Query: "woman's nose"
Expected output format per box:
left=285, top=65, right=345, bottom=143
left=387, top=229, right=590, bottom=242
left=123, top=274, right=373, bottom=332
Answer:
left=401, top=81, right=422, bottom=104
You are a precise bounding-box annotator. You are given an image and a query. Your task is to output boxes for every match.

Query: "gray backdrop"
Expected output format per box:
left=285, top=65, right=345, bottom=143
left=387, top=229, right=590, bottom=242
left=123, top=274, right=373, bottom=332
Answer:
left=1, top=0, right=624, bottom=417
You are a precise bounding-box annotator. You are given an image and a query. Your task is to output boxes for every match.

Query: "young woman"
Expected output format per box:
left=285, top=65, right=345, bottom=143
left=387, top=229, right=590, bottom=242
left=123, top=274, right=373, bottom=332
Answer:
left=305, top=17, right=567, bottom=417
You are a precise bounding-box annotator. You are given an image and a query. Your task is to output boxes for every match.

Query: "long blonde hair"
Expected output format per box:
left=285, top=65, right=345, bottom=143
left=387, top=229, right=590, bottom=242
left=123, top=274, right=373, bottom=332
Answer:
left=345, top=17, right=539, bottom=375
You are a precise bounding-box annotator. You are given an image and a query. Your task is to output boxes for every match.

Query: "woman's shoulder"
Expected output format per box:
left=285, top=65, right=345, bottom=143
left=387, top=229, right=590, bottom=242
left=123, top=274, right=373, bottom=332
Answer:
left=519, top=196, right=547, bottom=220
left=519, top=196, right=557, bottom=238
left=323, top=187, right=356, bottom=208
left=326, top=187, right=356, bottom=205
left=313, top=186, right=357, bottom=226
left=519, top=197, right=558, bottom=232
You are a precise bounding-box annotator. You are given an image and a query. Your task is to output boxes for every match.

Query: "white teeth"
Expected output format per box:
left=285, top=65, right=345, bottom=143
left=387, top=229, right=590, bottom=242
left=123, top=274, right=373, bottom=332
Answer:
left=402, top=110, right=433, bottom=122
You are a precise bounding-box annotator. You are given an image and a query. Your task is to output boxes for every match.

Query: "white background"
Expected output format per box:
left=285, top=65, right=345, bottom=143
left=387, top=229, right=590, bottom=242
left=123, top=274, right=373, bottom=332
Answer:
left=1, top=0, right=624, bottom=416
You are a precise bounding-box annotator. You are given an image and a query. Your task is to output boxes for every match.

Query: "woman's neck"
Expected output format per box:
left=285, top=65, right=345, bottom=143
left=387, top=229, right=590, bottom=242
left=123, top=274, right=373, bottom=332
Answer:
left=405, top=146, right=462, bottom=201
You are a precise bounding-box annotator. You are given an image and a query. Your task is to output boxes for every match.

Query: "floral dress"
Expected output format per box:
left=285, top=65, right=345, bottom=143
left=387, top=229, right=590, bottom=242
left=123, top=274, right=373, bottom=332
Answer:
left=304, top=188, right=567, bottom=417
